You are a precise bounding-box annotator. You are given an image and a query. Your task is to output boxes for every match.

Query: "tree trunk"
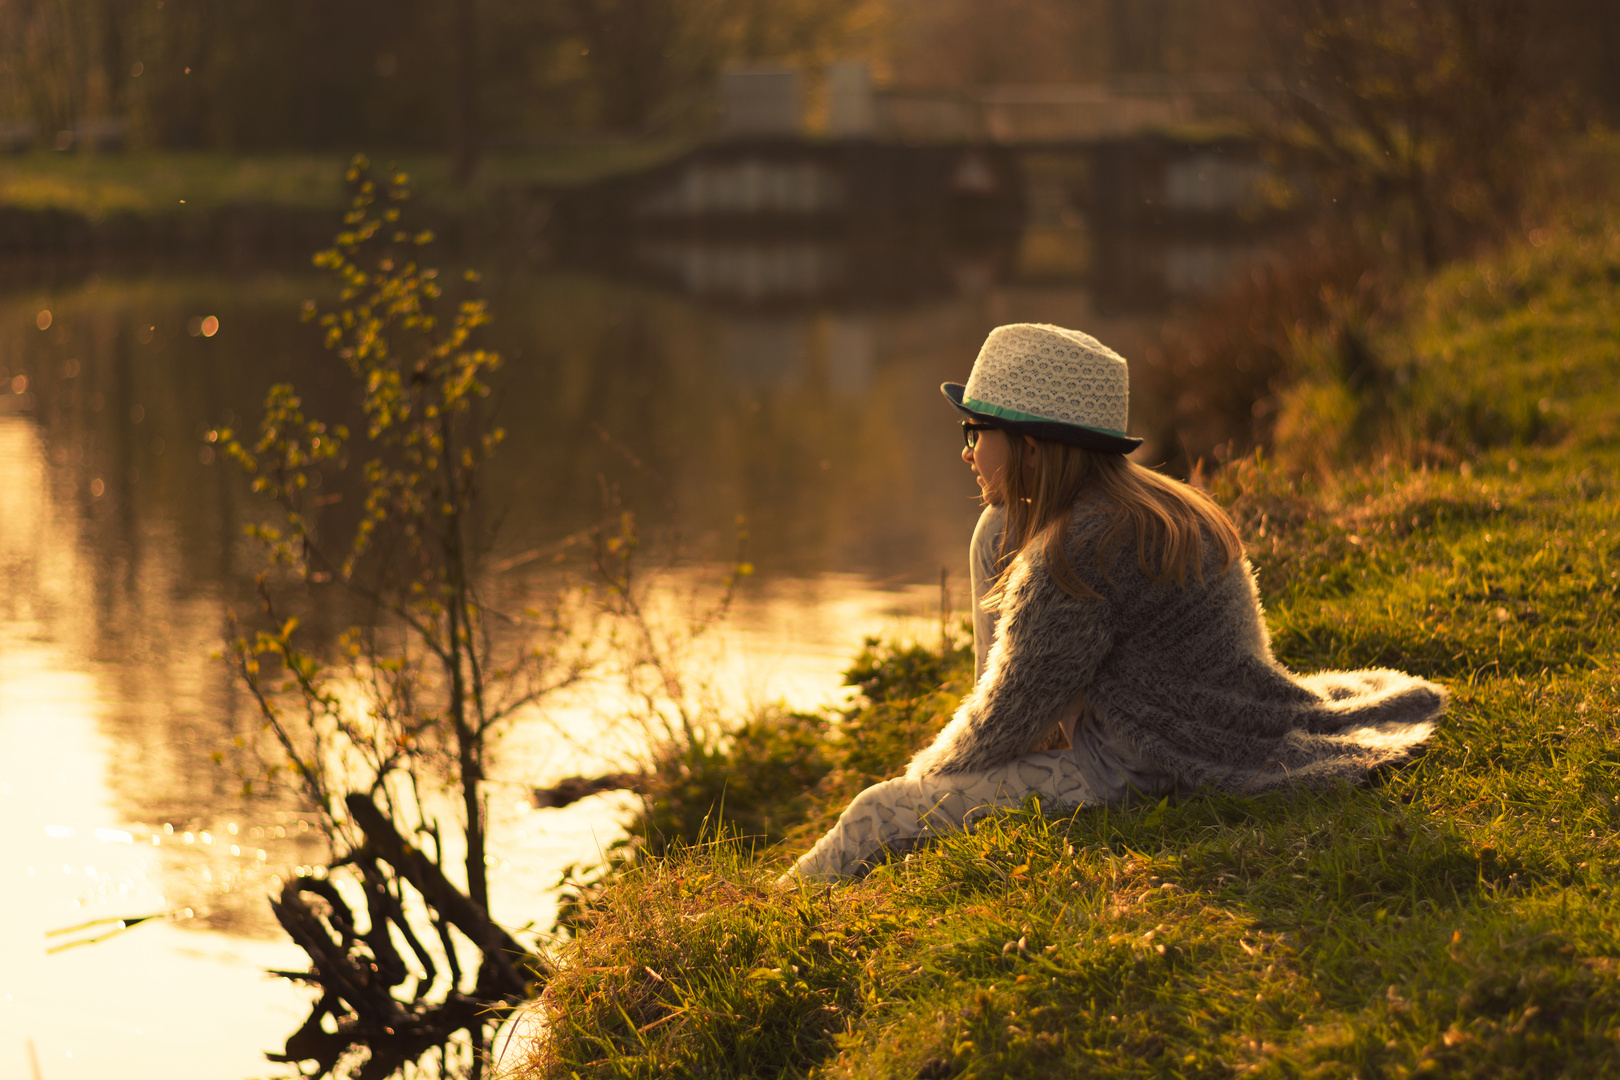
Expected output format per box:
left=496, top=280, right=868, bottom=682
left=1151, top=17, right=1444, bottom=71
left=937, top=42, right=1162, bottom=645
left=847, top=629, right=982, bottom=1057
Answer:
left=452, top=0, right=479, bottom=185
left=439, top=411, right=487, bottom=911
left=100, top=0, right=126, bottom=117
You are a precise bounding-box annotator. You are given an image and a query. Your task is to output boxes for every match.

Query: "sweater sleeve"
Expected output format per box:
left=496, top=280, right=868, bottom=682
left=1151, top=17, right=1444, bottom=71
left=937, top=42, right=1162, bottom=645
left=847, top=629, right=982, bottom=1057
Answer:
left=905, top=544, right=1115, bottom=778
left=969, top=503, right=1007, bottom=684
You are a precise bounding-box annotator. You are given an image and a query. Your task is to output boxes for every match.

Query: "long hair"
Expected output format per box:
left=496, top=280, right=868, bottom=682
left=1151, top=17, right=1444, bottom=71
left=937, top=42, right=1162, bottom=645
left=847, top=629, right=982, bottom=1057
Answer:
left=985, top=438, right=1244, bottom=604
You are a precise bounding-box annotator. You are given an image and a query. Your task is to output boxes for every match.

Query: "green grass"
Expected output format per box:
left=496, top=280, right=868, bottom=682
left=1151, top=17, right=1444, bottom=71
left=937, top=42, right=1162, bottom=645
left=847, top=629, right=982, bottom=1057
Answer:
left=0, top=152, right=345, bottom=217
left=0, top=141, right=693, bottom=219
left=513, top=215, right=1620, bottom=1078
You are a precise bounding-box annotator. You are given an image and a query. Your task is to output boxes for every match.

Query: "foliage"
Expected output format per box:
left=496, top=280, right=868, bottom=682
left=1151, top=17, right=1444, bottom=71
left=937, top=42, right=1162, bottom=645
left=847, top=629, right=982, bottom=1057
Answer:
left=586, top=500, right=766, bottom=849
left=628, top=707, right=838, bottom=856
left=841, top=634, right=972, bottom=706
left=512, top=206, right=1620, bottom=1077
left=1145, top=134, right=1620, bottom=472
left=1253, top=200, right=1620, bottom=475
left=1142, top=3, right=1615, bottom=469
left=1257, top=0, right=1593, bottom=269
left=786, top=635, right=975, bottom=840
left=216, top=154, right=586, bottom=1076
left=1138, top=225, right=1391, bottom=470
left=548, top=494, right=762, bottom=935
left=0, top=0, right=884, bottom=153
left=529, top=836, right=878, bottom=1077
left=565, top=0, right=885, bottom=131
left=11, top=0, right=1616, bottom=156
left=551, top=626, right=968, bottom=940
left=1393, top=214, right=1620, bottom=455
left=602, top=632, right=971, bottom=871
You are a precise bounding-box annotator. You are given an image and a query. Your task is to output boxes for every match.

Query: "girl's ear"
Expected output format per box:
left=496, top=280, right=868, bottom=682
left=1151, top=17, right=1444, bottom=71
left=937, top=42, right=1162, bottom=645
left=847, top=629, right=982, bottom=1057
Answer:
left=1023, top=435, right=1039, bottom=469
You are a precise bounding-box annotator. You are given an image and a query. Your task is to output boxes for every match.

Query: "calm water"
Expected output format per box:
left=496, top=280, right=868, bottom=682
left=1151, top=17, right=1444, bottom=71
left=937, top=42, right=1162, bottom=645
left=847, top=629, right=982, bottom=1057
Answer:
left=0, top=222, right=1225, bottom=1076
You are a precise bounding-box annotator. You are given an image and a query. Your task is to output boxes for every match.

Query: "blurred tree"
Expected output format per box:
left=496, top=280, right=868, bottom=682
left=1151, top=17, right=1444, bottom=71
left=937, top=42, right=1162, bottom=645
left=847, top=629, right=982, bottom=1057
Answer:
left=452, top=0, right=479, bottom=182
left=1261, top=0, right=1616, bottom=268
left=137, top=0, right=221, bottom=147
left=218, top=158, right=580, bottom=1075
left=1108, top=0, right=1169, bottom=74
left=0, top=0, right=92, bottom=138
left=0, top=0, right=882, bottom=150
left=885, top=0, right=1090, bottom=87
left=19, top=0, right=1610, bottom=159
left=562, top=0, right=882, bottom=133
left=568, top=0, right=684, bottom=131
left=882, top=0, right=1268, bottom=91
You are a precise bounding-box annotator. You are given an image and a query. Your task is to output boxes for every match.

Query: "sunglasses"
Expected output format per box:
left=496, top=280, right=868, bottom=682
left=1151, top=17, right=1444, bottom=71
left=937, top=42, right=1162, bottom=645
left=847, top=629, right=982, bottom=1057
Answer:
left=961, top=420, right=999, bottom=449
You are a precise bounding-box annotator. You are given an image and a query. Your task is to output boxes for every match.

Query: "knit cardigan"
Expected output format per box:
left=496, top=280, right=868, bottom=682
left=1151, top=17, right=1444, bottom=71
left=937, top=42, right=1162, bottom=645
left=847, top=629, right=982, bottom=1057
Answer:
left=905, top=498, right=1446, bottom=792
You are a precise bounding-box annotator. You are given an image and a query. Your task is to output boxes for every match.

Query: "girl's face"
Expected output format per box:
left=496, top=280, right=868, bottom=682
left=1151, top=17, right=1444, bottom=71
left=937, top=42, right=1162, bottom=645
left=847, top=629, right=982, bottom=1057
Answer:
left=963, top=427, right=1039, bottom=505
left=963, top=426, right=1012, bottom=504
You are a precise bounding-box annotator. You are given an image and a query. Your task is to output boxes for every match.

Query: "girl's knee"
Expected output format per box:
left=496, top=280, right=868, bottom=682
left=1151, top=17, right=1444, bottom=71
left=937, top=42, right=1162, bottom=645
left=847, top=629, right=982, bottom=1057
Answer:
left=842, top=774, right=986, bottom=833
left=844, top=776, right=912, bottom=815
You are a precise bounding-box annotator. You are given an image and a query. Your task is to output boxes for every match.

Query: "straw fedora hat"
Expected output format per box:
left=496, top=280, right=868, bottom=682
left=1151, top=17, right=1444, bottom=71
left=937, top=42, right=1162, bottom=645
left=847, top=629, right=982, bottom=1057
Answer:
left=941, top=323, right=1143, bottom=454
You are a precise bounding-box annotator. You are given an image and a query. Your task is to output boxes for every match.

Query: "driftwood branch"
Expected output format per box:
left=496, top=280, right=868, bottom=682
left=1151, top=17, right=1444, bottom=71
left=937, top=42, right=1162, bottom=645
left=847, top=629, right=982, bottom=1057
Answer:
left=344, top=793, right=541, bottom=996
left=267, top=795, right=550, bottom=1077
left=530, top=772, right=644, bottom=809
left=271, top=878, right=408, bottom=1028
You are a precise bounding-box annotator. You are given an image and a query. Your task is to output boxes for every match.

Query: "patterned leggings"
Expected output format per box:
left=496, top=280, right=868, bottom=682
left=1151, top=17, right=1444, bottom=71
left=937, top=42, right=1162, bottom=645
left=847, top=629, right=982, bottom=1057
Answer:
left=784, top=751, right=1102, bottom=883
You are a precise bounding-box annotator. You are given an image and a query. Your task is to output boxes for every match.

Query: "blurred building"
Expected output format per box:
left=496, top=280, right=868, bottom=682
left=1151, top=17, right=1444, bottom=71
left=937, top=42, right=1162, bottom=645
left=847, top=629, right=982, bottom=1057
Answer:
left=720, top=68, right=805, bottom=138
left=873, top=75, right=1273, bottom=142
left=826, top=63, right=878, bottom=139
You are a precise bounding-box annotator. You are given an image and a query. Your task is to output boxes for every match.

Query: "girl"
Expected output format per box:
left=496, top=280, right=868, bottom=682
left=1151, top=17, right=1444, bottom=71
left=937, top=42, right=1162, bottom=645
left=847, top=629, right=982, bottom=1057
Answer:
left=785, top=323, right=1445, bottom=883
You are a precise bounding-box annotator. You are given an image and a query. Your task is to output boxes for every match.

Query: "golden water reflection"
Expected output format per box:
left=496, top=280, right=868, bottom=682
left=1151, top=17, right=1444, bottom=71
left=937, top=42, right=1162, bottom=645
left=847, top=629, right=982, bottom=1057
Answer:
left=0, top=266, right=1151, bottom=1077
left=0, top=415, right=311, bottom=1078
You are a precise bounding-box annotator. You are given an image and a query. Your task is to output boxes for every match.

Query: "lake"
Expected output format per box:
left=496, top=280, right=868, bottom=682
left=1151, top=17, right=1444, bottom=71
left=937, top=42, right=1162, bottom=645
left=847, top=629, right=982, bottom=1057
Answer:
left=0, top=181, right=1254, bottom=1077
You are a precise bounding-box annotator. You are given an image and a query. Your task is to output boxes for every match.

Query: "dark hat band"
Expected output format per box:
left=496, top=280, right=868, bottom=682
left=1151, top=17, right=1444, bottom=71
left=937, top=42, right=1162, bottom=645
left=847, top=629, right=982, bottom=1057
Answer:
left=942, top=382, right=1142, bottom=454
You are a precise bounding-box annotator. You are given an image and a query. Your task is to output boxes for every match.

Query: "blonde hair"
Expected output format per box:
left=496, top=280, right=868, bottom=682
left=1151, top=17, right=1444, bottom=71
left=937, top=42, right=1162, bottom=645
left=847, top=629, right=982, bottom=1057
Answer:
left=986, top=438, right=1243, bottom=604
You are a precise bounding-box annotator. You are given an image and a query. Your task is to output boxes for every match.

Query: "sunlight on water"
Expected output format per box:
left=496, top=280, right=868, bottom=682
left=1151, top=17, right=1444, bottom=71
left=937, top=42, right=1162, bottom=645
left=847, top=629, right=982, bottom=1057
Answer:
left=0, top=128, right=1275, bottom=1069
left=485, top=571, right=953, bottom=932
left=0, top=417, right=309, bottom=1078
left=0, top=406, right=967, bottom=1079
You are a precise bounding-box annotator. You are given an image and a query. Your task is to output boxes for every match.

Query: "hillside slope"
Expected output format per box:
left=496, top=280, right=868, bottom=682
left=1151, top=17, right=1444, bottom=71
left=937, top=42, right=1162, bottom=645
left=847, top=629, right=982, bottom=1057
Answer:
left=514, top=216, right=1620, bottom=1080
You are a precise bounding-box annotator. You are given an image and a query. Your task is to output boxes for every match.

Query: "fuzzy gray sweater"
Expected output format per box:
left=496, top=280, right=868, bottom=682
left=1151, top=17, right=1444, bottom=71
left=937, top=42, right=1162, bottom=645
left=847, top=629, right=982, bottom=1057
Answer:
left=906, top=498, right=1446, bottom=792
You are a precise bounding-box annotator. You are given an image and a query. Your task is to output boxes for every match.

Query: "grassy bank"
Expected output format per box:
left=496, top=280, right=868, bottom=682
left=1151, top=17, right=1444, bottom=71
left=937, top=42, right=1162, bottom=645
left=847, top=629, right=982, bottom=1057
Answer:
left=514, top=215, right=1620, bottom=1079
left=0, top=142, right=690, bottom=220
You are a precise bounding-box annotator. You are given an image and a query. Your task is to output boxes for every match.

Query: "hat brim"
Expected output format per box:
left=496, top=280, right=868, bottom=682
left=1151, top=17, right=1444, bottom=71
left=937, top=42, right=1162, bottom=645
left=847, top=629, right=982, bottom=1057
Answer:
left=942, top=383, right=1143, bottom=454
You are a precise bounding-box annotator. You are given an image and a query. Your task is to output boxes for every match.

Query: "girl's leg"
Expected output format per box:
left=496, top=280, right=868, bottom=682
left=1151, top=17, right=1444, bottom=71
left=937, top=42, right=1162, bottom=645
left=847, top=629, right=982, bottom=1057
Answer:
left=784, top=751, right=1099, bottom=883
